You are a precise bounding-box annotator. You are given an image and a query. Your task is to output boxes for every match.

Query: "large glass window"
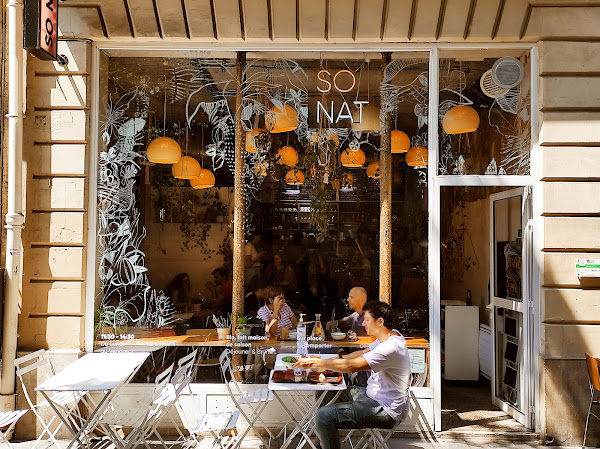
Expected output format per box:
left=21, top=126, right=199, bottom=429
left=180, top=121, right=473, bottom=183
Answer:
left=438, top=50, right=531, bottom=175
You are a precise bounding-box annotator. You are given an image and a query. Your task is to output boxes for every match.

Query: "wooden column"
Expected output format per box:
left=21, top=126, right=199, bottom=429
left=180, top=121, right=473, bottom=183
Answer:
left=379, top=53, right=392, bottom=305
left=232, top=51, right=247, bottom=327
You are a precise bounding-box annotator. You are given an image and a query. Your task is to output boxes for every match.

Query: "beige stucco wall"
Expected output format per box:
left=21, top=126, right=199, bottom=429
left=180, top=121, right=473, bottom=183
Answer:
left=538, top=34, right=600, bottom=445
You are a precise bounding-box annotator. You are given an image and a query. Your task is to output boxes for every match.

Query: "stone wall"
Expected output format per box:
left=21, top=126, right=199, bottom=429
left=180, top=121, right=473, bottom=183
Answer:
left=539, top=32, right=600, bottom=445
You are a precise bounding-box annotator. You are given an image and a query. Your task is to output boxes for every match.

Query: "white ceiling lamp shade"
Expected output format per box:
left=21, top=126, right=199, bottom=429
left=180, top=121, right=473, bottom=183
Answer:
left=351, top=106, right=381, bottom=133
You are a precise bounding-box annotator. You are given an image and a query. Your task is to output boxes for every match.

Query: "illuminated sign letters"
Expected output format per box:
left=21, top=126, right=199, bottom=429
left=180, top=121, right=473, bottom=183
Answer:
left=24, top=0, right=59, bottom=61
left=315, top=69, right=368, bottom=124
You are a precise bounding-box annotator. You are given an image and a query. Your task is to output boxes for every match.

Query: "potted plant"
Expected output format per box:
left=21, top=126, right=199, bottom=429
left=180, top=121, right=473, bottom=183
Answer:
left=213, top=315, right=231, bottom=341
left=235, top=315, right=251, bottom=336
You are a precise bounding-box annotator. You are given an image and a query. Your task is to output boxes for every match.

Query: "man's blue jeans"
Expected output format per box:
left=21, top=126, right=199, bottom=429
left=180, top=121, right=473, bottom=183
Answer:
left=314, top=387, right=398, bottom=449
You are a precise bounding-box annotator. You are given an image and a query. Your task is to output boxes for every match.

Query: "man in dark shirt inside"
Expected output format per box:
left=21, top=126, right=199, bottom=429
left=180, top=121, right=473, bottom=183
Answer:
left=335, top=286, right=368, bottom=336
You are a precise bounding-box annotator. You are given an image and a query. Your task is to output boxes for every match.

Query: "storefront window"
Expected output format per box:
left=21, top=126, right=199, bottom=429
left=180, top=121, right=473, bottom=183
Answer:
left=95, top=52, right=430, bottom=385
left=438, top=50, right=531, bottom=175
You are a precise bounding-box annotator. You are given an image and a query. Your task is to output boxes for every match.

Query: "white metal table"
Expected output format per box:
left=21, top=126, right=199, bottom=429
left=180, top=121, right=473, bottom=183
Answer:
left=35, top=351, right=150, bottom=449
left=268, top=353, right=346, bottom=449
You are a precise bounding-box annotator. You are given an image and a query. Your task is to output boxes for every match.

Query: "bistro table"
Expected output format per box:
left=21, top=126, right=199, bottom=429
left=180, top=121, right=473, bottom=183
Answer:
left=268, top=353, right=346, bottom=449
left=35, top=351, right=150, bottom=449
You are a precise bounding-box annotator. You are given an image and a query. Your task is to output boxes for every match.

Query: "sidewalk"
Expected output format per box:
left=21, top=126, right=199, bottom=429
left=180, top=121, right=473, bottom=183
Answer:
left=8, top=436, right=548, bottom=449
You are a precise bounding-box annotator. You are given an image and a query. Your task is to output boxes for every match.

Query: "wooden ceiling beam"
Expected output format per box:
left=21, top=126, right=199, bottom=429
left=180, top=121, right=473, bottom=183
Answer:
left=123, top=0, right=135, bottom=38
left=238, top=0, right=246, bottom=40
left=380, top=0, right=389, bottom=40
left=210, top=0, right=218, bottom=40
left=352, top=0, right=359, bottom=41
left=519, top=3, right=532, bottom=40
left=267, top=0, right=274, bottom=40
left=435, top=0, right=447, bottom=40
left=491, top=0, right=506, bottom=40
left=408, top=0, right=418, bottom=40
left=181, top=0, right=190, bottom=39
left=463, top=0, right=477, bottom=40
left=151, top=0, right=163, bottom=38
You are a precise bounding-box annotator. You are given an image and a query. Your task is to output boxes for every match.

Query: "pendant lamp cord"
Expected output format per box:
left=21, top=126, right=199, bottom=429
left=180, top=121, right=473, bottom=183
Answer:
left=163, top=76, right=167, bottom=137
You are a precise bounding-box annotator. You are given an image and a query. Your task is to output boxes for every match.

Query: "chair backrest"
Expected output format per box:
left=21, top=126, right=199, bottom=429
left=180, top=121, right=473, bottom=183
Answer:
left=585, top=353, right=600, bottom=392
left=218, top=349, right=244, bottom=396
left=14, top=349, right=55, bottom=407
left=177, top=349, right=198, bottom=377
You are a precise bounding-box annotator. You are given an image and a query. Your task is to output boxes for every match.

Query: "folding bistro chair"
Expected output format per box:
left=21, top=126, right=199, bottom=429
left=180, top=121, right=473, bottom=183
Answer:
left=219, top=349, right=275, bottom=449
left=349, top=389, right=436, bottom=449
left=96, top=363, right=174, bottom=449
left=583, top=353, right=600, bottom=449
left=0, top=409, right=29, bottom=449
left=14, top=349, right=87, bottom=449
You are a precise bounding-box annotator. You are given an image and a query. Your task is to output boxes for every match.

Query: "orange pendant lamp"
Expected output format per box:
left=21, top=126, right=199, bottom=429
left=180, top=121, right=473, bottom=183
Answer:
left=147, top=137, right=182, bottom=164
left=311, top=130, right=340, bottom=148
left=253, top=161, right=269, bottom=177
left=391, top=130, right=410, bottom=153
left=190, top=167, right=215, bottom=189
left=172, top=156, right=201, bottom=179
left=342, top=172, right=355, bottom=187
left=442, top=105, right=480, bottom=134
left=276, top=146, right=299, bottom=167
left=340, top=148, right=366, bottom=168
left=366, top=161, right=381, bottom=179
left=266, top=104, right=299, bottom=133
left=246, top=129, right=264, bottom=153
left=285, top=169, right=305, bottom=185
left=406, top=146, right=428, bottom=167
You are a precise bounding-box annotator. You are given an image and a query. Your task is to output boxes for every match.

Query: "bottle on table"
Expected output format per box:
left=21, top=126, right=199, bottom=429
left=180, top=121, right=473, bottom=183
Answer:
left=311, top=313, right=325, bottom=341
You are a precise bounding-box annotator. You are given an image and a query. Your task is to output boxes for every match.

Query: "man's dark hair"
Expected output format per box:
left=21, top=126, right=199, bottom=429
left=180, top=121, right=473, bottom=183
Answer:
left=265, top=284, right=285, bottom=302
left=363, top=301, right=395, bottom=330
left=212, top=267, right=228, bottom=279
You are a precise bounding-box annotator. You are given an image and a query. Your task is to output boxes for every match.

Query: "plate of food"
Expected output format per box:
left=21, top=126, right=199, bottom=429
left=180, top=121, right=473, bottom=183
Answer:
left=281, top=356, right=299, bottom=369
left=307, top=370, right=343, bottom=384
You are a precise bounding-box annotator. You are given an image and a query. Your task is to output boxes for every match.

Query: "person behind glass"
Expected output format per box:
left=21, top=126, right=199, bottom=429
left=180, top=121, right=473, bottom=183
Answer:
left=209, top=267, right=232, bottom=317
left=264, top=251, right=297, bottom=293
left=256, top=284, right=298, bottom=337
left=245, top=233, right=266, bottom=289
left=294, top=301, right=411, bottom=449
left=333, top=286, right=368, bottom=337
left=164, top=273, right=191, bottom=311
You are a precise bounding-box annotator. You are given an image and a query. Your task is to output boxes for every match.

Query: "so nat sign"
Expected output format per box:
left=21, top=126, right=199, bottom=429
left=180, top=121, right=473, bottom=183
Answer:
left=315, top=69, right=368, bottom=125
left=24, top=0, right=59, bottom=61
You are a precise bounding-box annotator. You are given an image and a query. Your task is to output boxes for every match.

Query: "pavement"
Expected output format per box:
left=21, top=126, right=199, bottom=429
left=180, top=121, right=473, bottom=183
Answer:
left=7, top=435, right=551, bottom=449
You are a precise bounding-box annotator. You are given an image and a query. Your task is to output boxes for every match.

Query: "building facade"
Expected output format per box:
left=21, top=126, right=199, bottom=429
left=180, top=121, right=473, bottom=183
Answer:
left=2, top=0, right=600, bottom=445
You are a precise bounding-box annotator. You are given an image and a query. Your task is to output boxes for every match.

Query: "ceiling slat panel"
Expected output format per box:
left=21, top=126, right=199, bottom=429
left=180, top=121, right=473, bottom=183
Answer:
left=329, top=0, right=355, bottom=40
left=494, top=0, right=528, bottom=40
left=383, top=0, right=413, bottom=40
left=467, top=0, right=500, bottom=39
left=412, top=0, right=443, bottom=39
left=127, top=0, right=161, bottom=37
left=356, top=0, right=384, bottom=40
left=185, top=0, right=214, bottom=39
left=243, top=0, right=269, bottom=39
left=271, top=0, right=297, bottom=40
left=97, top=0, right=132, bottom=37
left=300, top=0, right=327, bottom=40
left=213, top=0, right=243, bottom=39
left=438, top=0, right=470, bottom=39
left=155, top=0, right=187, bottom=37
left=60, top=6, right=105, bottom=38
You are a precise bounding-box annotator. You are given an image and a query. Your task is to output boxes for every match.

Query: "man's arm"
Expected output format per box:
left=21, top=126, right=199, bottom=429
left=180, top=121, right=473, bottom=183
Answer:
left=295, top=353, right=370, bottom=373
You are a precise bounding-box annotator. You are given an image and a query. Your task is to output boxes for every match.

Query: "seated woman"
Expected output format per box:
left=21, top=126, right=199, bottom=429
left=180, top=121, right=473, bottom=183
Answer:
left=164, top=273, right=191, bottom=311
left=264, top=251, right=297, bottom=293
left=256, top=284, right=298, bottom=337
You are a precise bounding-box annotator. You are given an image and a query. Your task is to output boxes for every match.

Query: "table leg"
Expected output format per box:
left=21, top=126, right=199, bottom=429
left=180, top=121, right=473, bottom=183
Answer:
left=294, top=390, right=342, bottom=449
left=274, top=391, right=321, bottom=449
left=39, top=391, right=89, bottom=448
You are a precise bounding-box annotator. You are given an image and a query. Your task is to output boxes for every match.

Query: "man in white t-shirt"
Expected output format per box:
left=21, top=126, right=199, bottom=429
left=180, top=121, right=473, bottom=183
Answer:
left=295, top=301, right=411, bottom=449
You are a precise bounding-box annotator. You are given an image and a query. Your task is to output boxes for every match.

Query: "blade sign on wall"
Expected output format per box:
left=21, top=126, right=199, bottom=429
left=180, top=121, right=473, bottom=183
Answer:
left=24, top=0, right=58, bottom=61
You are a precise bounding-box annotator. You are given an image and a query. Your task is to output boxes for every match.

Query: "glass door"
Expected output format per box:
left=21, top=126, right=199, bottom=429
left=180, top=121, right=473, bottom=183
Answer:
left=489, top=187, right=533, bottom=427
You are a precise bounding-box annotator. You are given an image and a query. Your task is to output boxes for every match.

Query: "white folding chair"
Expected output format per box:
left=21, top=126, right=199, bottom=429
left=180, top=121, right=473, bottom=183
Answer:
left=145, top=350, right=200, bottom=448
left=349, top=389, right=436, bottom=449
left=14, top=349, right=87, bottom=449
left=191, top=411, right=240, bottom=449
left=0, top=409, right=29, bottom=449
left=219, top=349, right=274, bottom=449
left=96, top=363, right=174, bottom=449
